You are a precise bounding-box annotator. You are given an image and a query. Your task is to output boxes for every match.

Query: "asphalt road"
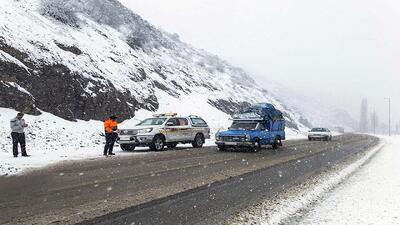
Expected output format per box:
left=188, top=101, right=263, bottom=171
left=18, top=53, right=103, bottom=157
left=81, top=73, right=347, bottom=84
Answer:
left=0, top=134, right=379, bottom=225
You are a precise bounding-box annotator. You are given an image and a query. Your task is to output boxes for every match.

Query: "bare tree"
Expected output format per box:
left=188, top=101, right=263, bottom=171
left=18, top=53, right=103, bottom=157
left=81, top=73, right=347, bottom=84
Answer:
left=359, top=98, right=368, bottom=133
left=370, top=110, right=378, bottom=134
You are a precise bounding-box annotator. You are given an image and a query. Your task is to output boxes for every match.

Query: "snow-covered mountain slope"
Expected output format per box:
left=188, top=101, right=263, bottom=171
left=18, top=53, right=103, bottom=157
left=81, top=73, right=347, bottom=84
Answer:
left=0, top=0, right=310, bottom=132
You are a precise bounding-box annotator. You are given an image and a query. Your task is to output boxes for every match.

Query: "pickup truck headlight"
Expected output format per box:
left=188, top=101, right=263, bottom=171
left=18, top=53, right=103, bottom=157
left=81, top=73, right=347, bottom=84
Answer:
left=137, top=128, right=153, bottom=134
left=215, top=134, right=221, bottom=141
left=245, top=135, right=251, bottom=141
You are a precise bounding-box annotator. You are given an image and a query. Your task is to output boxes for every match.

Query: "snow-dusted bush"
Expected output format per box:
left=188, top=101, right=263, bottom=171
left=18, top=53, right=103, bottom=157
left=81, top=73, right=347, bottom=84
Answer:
left=40, top=1, right=79, bottom=28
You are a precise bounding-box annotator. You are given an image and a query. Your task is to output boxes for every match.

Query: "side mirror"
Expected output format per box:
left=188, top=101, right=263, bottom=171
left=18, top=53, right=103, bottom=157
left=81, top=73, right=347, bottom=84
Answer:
left=166, top=122, right=174, bottom=126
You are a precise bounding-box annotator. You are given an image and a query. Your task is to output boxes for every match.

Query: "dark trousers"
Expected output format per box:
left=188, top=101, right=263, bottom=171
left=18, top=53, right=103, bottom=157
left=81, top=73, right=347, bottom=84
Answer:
left=104, top=133, right=117, bottom=155
left=11, top=132, right=27, bottom=157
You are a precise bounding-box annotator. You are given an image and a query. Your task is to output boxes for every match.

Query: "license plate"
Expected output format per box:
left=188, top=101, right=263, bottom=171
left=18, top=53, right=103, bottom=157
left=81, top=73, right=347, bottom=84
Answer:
left=119, top=137, right=131, bottom=141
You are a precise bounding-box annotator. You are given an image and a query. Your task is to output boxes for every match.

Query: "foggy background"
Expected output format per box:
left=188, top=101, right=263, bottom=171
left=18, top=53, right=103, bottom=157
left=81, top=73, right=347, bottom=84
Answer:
left=120, top=0, right=399, bottom=130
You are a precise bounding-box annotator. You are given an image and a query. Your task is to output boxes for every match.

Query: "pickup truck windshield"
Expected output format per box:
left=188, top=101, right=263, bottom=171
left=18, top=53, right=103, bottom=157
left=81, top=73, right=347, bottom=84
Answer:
left=311, top=128, right=327, bottom=132
left=137, top=118, right=167, bottom=126
left=229, top=121, right=258, bottom=130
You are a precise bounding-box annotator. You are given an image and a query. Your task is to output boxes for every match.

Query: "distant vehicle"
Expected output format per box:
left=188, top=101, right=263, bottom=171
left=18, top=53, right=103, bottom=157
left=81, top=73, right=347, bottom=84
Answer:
left=333, top=126, right=345, bottom=133
left=118, top=113, right=210, bottom=151
left=308, top=128, right=332, bottom=141
left=215, top=103, right=286, bottom=152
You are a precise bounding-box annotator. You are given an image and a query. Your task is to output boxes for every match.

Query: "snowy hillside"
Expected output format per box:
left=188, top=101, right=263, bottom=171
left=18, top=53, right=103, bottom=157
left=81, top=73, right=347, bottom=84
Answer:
left=0, top=0, right=313, bottom=175
left=0, top=0, right=309, bottom=130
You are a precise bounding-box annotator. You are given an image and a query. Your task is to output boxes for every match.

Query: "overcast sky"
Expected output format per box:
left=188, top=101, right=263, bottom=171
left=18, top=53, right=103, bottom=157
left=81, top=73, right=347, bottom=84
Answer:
left=120, top=0, right=399, bottom=124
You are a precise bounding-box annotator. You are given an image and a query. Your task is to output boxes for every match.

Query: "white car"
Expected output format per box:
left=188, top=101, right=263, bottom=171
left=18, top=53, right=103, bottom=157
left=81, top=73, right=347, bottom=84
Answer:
left=118, top=113, right=211, bottom=151
left=308, top=128, right=332, bottom=141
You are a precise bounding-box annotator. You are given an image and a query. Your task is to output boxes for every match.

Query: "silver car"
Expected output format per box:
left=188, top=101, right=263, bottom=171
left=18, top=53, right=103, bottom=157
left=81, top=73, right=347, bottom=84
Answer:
left=308, top=128, right=332, bottom=141
left=118, top=113, right=210, bottom=151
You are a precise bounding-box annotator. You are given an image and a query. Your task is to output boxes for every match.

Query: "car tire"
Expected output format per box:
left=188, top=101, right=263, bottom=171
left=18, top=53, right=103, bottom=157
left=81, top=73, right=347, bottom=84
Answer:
left=150, top=135, right=165, bottom=151
left=272, top=137, right=281, bottom=149
left=253, top=139, right=261, bottom=152
left=192, top=134, right=204, bottom=148
left=166, top=143, right=178, bottom=149
left=217, top=145, right=226, bottom=151
left=120, top=144, right=136, bottom=151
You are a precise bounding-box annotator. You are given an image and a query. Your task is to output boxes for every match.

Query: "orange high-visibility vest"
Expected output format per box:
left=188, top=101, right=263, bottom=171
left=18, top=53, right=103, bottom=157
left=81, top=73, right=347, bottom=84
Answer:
left=104, top=119, right=118, bottom=133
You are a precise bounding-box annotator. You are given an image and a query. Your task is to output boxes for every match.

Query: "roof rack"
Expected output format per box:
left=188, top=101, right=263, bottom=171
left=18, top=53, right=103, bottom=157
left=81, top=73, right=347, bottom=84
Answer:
left=153, top=113, right=178, bottom=117
left=233, top=103, right=283, bottom=121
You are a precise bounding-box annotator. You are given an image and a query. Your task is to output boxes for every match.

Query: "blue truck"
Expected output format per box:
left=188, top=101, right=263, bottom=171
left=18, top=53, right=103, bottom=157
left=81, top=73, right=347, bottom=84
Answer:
left=215, top=103, right=286, bottom=152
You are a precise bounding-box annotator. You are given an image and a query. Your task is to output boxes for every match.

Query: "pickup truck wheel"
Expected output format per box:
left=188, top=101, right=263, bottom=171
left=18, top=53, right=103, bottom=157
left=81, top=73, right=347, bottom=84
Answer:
left=120, top=144, right=135, bottom=151
left=253, top=139, right=261, bottom=152
left=166, top=143, right=178, bottom=149
left=218, top=145, right=226, bottom=151
left=272, top=137, right=281, bottom=149
left=150, top=135, right=165, bottom=151
left=192, top=134, right=204, bottom=148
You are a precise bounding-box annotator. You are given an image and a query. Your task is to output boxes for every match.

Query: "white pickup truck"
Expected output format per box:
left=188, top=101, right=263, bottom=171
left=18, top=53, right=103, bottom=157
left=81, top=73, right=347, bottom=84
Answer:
left=118, top=113, right=211, bottom=151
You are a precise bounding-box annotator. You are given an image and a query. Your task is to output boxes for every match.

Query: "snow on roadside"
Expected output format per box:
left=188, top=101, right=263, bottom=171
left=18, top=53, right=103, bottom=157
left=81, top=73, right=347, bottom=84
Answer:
left=0, top=103, right=305, bottom=176
left=0, top=108, right=105, bottom=176
left=252, top=139, right=386, bottom=225
left=297, top=136, right=400, bottom=225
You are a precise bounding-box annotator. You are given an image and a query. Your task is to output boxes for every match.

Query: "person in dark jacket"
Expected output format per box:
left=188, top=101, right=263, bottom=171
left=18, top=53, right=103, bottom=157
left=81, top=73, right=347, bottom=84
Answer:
left=10, top=113, right=29, bottom=157
left=103, top=115, right=119, bottom=156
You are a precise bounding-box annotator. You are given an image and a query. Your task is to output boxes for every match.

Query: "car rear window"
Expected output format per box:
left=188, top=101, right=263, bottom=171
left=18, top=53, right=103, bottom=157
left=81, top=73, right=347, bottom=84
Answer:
left=178, top=118, right=189, bottom=126
left=190, top=118, right=207, bottom=127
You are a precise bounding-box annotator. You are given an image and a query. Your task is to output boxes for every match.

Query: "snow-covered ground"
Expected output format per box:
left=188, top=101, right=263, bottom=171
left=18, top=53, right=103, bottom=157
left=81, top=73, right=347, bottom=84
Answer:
left=0, top=108, right=104, bottom=176
left=0, top=106, right=305, bottom=176
left=296, top=136, right=400, bottom=225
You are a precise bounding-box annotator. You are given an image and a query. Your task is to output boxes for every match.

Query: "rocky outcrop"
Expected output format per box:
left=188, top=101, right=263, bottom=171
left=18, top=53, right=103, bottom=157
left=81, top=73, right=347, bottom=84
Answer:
left=0, top=81, right=40, bottom=115
left=208, top=99, right=251, bottom=115
left=0, top=41, right=157, bottom=121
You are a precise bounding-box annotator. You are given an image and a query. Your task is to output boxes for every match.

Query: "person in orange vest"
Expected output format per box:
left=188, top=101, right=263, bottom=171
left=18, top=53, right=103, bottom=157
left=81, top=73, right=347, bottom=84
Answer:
left=103, top=115, right=119, bottom=156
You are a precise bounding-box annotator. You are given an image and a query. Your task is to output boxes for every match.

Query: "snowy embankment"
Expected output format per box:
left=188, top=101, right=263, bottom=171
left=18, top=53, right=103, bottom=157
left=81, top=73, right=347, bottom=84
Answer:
left=0, top=108, right=104, bottom=176
left=229, top=136, right=385, bottom=225
left=0, top=106, right=304, bottom=176
left=297, top=136, right=400, bottom=225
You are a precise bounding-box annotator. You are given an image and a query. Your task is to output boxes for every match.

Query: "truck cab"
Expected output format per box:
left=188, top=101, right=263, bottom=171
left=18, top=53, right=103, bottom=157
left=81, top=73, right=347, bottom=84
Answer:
left=215, top=103, right=285, bottom=152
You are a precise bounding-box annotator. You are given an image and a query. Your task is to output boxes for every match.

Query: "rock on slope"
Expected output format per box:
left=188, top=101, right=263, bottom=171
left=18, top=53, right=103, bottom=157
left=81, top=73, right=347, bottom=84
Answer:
left=0, top=0, right=310, bottom=131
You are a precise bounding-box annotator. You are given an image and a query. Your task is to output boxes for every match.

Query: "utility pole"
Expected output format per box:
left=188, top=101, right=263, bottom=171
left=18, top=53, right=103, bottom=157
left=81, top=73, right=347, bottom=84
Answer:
left=384, top=97, right=391, bottom=136
left=372, top=109, right=376, bottom=135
